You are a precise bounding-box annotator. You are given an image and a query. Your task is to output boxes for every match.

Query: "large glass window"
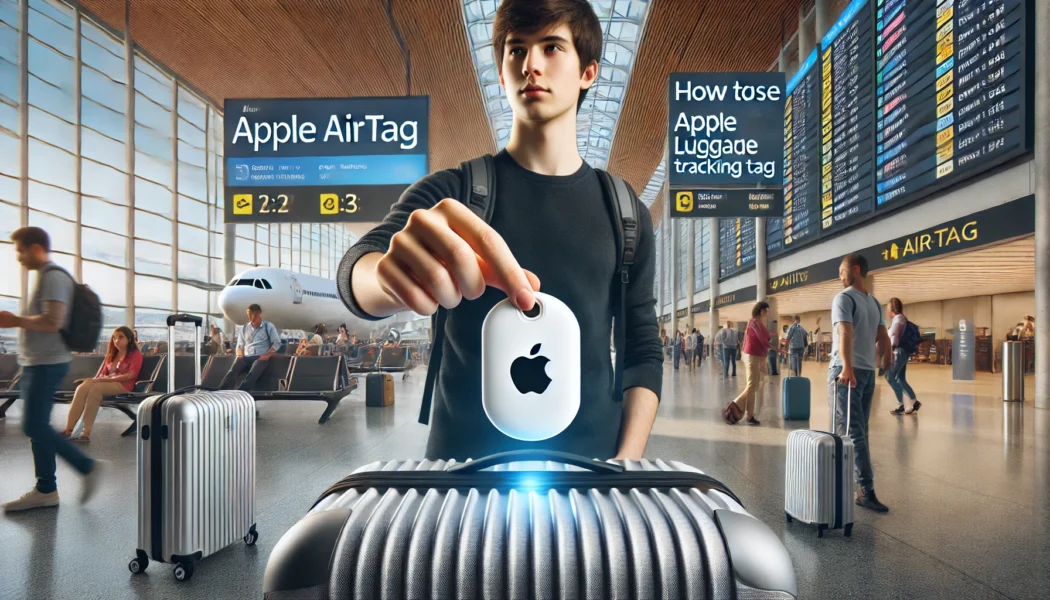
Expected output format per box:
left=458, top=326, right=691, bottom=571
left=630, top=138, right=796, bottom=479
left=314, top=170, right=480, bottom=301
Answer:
left=694, top=220, right=710, bottom=294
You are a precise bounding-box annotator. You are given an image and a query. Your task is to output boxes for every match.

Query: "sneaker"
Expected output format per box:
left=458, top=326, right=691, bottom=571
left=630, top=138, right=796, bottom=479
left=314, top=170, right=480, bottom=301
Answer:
left=746, top=416, right=760, bottom=426
left=72, top=435, right=90, bottom=443
left=80, top=460, right=108, bottom=505
left=855, top=490, right=889, bottom=513
left=890, top=405, right=905, bottom=415
left=2, top=489, right=60, bottom=513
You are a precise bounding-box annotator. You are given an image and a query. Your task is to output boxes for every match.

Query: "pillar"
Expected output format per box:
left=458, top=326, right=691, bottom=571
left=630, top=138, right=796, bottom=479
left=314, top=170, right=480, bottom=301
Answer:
left=815, top=0, right=832, bottom=40
left=123, top=0, right=136, bottom=326
left=688, top=219, right=696, bottom=330
left=708, top=218, right=720, bottom=344
left=799, top=2, right=814, bottom=59
left=671, top=217, right=680, bottom=336
left=1034, top=0, right=1049, bottom=408
left=224, top=223, right=236, bottom=335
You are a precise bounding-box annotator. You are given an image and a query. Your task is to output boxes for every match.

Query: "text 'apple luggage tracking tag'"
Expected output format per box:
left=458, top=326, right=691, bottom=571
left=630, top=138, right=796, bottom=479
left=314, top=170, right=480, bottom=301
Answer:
left=481, top=292, right=580, bottom=441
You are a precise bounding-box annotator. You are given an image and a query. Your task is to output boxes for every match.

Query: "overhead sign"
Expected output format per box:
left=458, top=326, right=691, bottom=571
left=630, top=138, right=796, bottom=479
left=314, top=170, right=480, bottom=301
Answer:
left=714, top=286, right=758, bottom=309
left=691, top=300, right=711, bottom=314
left=669, top=72, right=786, bottom=217
left=766, top=194, right=1035, bottom=295
left=224, top=97, right=429, bottom=224
left=676, top=308, right=689, bottom=319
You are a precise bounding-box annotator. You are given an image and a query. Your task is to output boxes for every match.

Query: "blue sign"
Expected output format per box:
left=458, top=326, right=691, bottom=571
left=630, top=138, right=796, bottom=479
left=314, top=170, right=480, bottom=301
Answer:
left=224, top=97, right=429, bottom=223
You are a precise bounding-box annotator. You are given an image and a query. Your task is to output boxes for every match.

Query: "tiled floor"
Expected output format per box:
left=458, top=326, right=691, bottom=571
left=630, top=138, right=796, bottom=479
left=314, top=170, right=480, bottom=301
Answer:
left=0, top=360, right=1046, bottom=599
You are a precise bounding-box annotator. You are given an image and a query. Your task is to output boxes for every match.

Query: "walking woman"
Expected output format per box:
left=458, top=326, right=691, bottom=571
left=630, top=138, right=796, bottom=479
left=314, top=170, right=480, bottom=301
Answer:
left=886, top=298, right=921, bottom=415
left=725, top=302, right=773, bottom=426
left=61, top=326, right=142, bottom=442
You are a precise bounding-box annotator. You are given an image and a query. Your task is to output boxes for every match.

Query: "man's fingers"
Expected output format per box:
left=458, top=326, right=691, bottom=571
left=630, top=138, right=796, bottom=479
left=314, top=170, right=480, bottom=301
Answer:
left=439, top=199, right=534, bottom=310
left=410, top=212, right=487, bottom=301
left=389, top=232, right=461, bottom=309
left=477, top=256, right=541, bottom=309
left=375, top=255, right=439, bottom=315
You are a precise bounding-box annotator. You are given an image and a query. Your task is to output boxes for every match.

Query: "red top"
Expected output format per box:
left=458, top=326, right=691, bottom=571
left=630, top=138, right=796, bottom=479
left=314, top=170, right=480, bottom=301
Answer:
left=742, top=318, right=772, bottom=356
left=96, top=351, right=144, bottom=392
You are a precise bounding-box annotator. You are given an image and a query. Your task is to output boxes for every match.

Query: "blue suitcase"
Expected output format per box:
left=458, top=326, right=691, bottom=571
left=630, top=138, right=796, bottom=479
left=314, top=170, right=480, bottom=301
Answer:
left=782, top=377, right=811, bottom=420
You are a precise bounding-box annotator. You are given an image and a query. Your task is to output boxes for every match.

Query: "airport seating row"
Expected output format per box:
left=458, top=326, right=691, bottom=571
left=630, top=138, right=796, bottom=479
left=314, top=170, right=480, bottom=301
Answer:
left=0, top=353, right=358, bottom=434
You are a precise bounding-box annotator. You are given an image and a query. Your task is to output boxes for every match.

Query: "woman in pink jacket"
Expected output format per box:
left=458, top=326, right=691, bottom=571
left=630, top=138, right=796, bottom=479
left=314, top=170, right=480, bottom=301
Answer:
left=726, top=302, right=773, bottom=426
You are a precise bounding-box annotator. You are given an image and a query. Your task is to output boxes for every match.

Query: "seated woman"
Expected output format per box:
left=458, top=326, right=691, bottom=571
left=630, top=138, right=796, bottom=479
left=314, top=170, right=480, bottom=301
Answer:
left=296, top=324, right=326, bottom=357
left=61, top=326, right=143, bottom=442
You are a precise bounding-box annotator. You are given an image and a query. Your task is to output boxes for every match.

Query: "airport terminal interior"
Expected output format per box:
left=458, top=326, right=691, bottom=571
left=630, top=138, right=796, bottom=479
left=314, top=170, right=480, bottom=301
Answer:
left=1, top=0, right=1049, bottom=598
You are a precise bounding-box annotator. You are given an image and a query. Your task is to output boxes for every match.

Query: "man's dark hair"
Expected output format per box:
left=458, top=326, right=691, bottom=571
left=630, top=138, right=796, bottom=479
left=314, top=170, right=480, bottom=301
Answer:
left=889, top=298, right=904, bottom=314
left=752, top=301, right=770, bottom=319
left=842, top=253, right=869, bottom=277
left=248, top=304, right=262, bottom=314
left=794, top=315, right=801, bottom=322
left=11, top=226, right=50, bottom=252
left=492, top=0, right=603, bottom=112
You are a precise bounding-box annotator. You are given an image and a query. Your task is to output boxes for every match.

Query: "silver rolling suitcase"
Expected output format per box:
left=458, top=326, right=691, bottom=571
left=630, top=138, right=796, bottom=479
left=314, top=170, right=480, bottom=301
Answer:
left=785, top=385, right=855, bottom=537
left=263, top=450, right=798, bottom=599
left=129, top=314, right=257, bottom=582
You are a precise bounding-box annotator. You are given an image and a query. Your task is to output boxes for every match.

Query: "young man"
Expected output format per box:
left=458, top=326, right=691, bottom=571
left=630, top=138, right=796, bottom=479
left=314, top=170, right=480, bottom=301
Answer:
left=829, top=253, right=893, bottom=513
left=786, top=315, right=808, bottom=377
left=219, top=304, right=281, bottom=391
left=337, top=0, right=662, bottom=461
left=0, top=227, right=106, bottom=512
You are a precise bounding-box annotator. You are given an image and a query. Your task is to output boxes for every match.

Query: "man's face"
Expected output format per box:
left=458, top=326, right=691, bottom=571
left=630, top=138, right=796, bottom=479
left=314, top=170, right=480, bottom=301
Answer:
left=14, top=242, right=45, bottom=270
left=247, top=311, right=262, bottom=327
left=839, top=261, right=858, bottom=288
left=500, top=22, right=597, bottom=124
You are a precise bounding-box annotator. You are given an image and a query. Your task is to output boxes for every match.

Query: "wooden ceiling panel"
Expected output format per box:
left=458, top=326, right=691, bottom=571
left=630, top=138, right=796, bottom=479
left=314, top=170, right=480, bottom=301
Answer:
left=77, top=0, right=492, bottom=172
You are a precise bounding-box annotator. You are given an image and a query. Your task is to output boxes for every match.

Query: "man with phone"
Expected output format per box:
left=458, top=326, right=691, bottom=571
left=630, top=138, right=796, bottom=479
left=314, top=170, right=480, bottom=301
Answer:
left=337, top=0, right=662, bottom=462
left=828, top=253, right=893, bottom=513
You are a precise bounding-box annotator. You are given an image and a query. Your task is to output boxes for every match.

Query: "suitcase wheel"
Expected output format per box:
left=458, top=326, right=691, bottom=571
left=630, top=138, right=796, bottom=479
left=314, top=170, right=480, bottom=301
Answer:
left=128, top=557, right=147, bottom=575
left=244, top=527, right=259, bottom=546
left=844, top=523, right=853, bottom=537
left=173, top=562, right=195, bottom=582
left=817, top=525, right=826, bottom=538
left=785, top=512, right=792, bottom=523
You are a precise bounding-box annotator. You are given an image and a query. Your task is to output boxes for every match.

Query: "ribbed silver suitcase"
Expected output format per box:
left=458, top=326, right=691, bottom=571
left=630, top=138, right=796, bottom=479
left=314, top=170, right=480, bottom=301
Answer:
left=785, top=385, right=855, bottom=537
left=263, top=450, right=798, bottom=599
left=129, top=314, right=257, bottom=582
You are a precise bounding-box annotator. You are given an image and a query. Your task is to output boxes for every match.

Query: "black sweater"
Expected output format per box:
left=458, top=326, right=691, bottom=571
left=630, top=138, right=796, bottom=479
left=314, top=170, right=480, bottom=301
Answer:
left=337, top=150, right=664, bottom=460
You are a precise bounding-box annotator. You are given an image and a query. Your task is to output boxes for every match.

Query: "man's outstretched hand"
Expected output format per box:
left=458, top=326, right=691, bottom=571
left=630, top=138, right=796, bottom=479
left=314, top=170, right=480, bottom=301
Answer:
left=374, top=198, right=540, bottom=315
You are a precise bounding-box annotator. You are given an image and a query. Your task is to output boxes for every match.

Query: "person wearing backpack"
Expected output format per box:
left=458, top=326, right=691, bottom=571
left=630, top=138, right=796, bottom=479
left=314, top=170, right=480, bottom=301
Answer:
left=0, top=227, right=106, bottom=512
left=886, top=297, right=921, bottom=415
left=337, top=0, right=663, bottom=462
left=785, top=315, right=809, bottom=377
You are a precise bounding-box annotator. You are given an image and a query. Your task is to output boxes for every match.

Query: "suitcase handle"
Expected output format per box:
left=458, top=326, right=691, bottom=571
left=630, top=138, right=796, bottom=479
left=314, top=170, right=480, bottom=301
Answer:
left=166, top=314, right=203, bottom=327
left=447, top=450, right=625, bottom=474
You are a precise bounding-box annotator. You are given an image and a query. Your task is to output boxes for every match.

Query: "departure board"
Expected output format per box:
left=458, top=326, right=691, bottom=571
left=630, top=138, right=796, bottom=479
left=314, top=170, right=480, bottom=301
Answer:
left=783, top=47, right=822, bottom=249
left=767, top=216, right=785, bottom=258
left=719, top=218, right=756, bottom=279
left=821, top=0, right=875, bottom=233
left=874, top=0, right=1029, bottom=211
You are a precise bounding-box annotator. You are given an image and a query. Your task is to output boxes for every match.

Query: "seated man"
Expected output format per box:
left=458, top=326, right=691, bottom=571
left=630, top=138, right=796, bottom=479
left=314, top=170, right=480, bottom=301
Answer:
left=219, top=304, right=280, bottom=392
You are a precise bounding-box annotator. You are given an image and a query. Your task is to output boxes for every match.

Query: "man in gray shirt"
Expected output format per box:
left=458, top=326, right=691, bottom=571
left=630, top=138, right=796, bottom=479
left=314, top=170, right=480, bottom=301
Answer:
left=0, top=227, right=105, bottom=512
left=829, top=253, right=892, bottom=513
left=714, top=322, right=738, bottom=378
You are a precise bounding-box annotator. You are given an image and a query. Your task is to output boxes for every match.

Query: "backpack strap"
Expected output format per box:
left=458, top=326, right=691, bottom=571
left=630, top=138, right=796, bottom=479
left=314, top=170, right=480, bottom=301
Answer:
left=595, top=169, right=638, bottom=402
left=419, top=155, right=496, bottom=425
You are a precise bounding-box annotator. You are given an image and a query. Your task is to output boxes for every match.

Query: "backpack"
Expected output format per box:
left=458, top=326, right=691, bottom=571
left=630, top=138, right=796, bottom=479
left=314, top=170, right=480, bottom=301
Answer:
left=418, top=154, right=639, bottom=425
left=44, top=266, right=102, bottom=353
left=898, top=319, right=921, bottom=355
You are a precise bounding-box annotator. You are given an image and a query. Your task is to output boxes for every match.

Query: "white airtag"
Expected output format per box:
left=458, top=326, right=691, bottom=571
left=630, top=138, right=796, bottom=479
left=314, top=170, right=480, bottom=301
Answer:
left=481, top=291, right=581, bottom=441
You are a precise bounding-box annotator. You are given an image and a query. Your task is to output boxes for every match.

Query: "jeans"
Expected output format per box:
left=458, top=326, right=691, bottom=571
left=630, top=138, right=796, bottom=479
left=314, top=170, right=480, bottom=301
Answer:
left=886, top=347, right=917, bottom=407
left=219, top=355, right=271, bottom=391
left=673, top=346, right=681, bottom=369
left=21, top=363, right=95, bottom=494
left=767, top=349, right=779, bottom=375
left=828, top=365, right=876, bottom=493
left=789, top=348, right=805, bottom=377
left=721, top=347, right=737, bottom=377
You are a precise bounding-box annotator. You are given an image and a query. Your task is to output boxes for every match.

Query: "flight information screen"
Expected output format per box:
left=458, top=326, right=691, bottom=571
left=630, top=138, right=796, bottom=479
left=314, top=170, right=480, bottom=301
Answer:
left=783, top=47, right=822, bottom=250
left=874, top=0, right=1029, bottom=212
left=820, top=0, right=875, bottom=234
left=719, top=217, right=756, bottom=279
left=767, top=216, right=785, bottom=258
left=224, top=97, right=429, bottom=224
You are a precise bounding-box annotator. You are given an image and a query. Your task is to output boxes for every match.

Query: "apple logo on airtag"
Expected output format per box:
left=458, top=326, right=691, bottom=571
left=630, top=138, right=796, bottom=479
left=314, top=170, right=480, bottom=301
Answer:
left=511, top=343, right=552, bottom=394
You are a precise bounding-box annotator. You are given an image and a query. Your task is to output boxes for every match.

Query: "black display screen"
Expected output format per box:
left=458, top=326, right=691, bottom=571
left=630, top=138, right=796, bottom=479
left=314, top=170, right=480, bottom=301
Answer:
left=820, top=0, right=875, bottom=234
left=719, top=218, right=756, bottom=279
left=782, top=47, right=823, bottom=251
left=874, top=0, right=1028, bottom=212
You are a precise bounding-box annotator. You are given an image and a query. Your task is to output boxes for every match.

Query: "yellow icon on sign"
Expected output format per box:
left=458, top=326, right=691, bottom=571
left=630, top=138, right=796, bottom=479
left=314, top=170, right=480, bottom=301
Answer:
left=233, top=194, right=253, bottom=215
left=676, top=191, right=693, bottom=212
left=320, top=193, right=339, bottom=215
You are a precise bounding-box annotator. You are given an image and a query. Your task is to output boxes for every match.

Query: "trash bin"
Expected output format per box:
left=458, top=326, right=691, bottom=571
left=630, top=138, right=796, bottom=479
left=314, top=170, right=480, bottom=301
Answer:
left=1002, top=341, right=1025, bottom=402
